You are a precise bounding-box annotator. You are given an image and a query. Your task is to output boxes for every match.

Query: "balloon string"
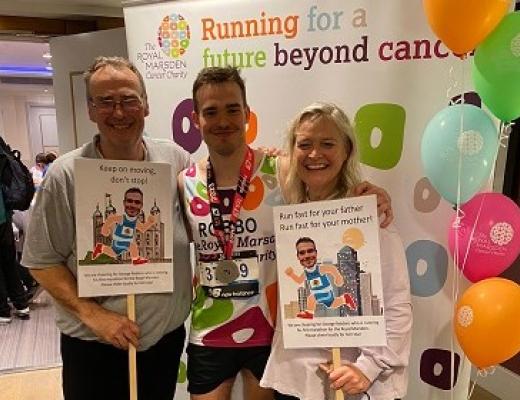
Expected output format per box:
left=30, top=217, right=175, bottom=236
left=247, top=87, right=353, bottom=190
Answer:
left=451, top=209, right=466, bottom=229
left=453, top=56, right=465, bottom=296
left=467, top=378, right=478, bottom=399
left=458, top=122, right=512, bottom=284
left=455, top=117, right=510, bottom=398
left=451, top=55, right=467, bottom=400
left=446, top=64, right=459, bottom=103
left=499, top=122, right=514, bottom=148
left=454, top=58, right=467, bottom=292
left=454, top=55, right=466, bottom=280
left=488, top=122, right=511, bottom=194
left=477, top=366, right=496, bottom=378
left=459, top=197, right=485, bottom=278
left=495, top=121, right=514, bottom=172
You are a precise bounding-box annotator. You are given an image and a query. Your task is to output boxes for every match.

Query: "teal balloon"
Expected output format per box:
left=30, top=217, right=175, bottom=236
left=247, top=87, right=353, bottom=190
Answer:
left=421, top=104, right=498, bottom=204
left=473, top=12, right=520, bottom=121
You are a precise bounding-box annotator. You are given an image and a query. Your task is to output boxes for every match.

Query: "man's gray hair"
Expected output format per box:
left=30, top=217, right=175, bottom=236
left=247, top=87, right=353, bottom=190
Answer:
left=83, top=56, right=148, bottom=105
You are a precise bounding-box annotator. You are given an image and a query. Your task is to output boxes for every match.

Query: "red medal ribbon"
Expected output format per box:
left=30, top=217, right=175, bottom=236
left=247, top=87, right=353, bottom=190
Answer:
left=206, top=147, right=254, bottom=260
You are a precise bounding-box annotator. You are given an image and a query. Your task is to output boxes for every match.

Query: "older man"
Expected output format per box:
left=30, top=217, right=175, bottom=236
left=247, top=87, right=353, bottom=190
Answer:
left=22, top=57, right=191, bottom=400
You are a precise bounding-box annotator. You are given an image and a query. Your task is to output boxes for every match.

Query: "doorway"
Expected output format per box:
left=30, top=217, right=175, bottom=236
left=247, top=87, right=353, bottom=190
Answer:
left=26, top=104, right=58, bottom=161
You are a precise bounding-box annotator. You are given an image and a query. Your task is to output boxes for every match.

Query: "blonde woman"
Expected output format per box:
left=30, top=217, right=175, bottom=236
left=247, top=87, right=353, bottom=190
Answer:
left=261, top=103, right=412, bottom=400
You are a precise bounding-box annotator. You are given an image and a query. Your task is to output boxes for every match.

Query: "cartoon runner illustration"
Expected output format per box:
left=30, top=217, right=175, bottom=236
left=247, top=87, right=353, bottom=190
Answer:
left=92, top=187, right=156, bottom=265
left=285, top=237, right=357, bottom=319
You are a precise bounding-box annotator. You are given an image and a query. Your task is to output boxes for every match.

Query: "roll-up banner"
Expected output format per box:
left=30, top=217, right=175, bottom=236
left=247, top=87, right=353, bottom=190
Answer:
left=124, top=0, right=476, bottom=398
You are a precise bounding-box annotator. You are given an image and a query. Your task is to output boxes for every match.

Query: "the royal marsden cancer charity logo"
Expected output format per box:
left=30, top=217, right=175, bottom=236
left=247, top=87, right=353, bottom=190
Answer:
left=457, top=305, right=473, bottom=328
left=158, top=13, right=191, bottom=59
left=489, top=222, right=514, bottom=246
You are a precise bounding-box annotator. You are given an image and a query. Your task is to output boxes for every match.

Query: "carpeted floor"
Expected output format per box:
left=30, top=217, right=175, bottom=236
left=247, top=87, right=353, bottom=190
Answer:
left=0, top=291, right=60, bottom=373
left=0, top=368, right=504, bottom=400
left=0, top=367, right=62, bottom=400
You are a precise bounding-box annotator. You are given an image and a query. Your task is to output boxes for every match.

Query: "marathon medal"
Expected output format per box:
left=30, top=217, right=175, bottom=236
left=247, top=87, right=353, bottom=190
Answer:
left=215, top=260, right=240, bottom=283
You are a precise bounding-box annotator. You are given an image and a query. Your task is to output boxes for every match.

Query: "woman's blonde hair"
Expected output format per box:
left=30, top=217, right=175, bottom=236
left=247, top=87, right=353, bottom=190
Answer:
left=284, top=102, right=361, bottom=204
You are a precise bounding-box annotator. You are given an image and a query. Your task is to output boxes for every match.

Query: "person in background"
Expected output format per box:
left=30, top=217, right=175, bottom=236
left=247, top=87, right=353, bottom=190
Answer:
left=260, top=102, right=412, bottom=400
left=43, top=151, right=57, bottom=175
left=29, top=153, right=46, bottom=190
left=0, top=138, right=30, bottom=324
left=12, top=210, right=41, bottom=302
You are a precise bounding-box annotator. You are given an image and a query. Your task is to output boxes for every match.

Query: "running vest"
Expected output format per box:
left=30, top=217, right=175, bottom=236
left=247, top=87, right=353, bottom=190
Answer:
left=304, top=264, right=335, bottom=306
left=183, top=155, right=281, bottom=347
left=112, top=214, right=138, bottom=254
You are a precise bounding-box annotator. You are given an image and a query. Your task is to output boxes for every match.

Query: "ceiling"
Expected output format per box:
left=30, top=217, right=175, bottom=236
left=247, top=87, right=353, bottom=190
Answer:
left=0, top=0, right=125, bottom=79
left=0, top=0, right=124, bottom=19
left=0, top=40, right=52, bottom=78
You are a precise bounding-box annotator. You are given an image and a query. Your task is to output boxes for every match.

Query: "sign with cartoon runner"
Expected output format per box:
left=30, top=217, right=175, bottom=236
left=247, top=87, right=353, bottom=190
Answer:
left=274, top=195, right=387, bottom=348
left=75, top=158, right=174, bottom=297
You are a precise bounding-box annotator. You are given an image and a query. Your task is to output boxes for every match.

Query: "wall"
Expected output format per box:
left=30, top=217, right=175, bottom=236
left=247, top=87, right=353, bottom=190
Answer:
left=0, top=83, right=54, bottom=165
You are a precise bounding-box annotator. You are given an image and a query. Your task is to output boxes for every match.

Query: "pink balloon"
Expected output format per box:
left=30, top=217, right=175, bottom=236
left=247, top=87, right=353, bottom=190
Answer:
left=448, top=193, right=520, bottom=282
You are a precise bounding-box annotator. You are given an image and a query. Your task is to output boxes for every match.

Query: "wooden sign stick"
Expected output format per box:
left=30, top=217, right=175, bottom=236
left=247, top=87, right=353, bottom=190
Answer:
left=128, top=294, right=138, bottom=400
left=332, top=347, right=345, bottom=400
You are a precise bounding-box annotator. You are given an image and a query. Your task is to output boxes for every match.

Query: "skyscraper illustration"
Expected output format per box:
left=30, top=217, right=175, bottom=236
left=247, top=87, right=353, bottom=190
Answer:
left=359, top=271, right=373, bottom=316
left=297, top=286, right=308, bottom=312
left=336, top=245, right=361, bottom=316
left=371, top=295, right=382, bottom=316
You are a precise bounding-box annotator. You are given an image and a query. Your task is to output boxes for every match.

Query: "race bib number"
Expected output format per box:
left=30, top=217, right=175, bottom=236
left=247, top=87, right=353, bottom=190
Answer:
left=198, top=256, right=259, bottom=299
left=199, top=257, right=258, bottom=286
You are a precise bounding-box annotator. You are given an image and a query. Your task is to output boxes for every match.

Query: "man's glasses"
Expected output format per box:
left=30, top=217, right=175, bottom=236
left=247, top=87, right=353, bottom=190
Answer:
left=297, top=248, right=316, bottom=256
left=89, top=96, right=143, bottom=113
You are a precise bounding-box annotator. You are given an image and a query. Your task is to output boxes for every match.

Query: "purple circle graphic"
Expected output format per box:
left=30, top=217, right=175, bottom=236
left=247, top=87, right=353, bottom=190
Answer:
left=420, top=348, right=461, bottom=390
left=172, top=98, right=201, bottom=154
left=450, top=91, right=481, bottom=108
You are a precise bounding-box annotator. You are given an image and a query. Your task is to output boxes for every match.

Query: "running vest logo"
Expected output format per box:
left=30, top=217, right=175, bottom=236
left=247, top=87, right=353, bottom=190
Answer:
left=122, top=226, right=134, bottom=236
left=310, top=278, right=321, bottom=288
left=198, top=217, right=258, bottom=238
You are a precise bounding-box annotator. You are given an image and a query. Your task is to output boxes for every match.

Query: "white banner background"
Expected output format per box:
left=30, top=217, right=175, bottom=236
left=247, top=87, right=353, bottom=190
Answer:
left=124, top=0, right=475, bottom=398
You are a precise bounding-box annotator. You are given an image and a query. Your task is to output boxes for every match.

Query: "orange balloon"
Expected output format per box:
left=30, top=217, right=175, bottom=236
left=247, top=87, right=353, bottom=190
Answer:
left=454, top=278, right=520, bottom=369
left=423, top=0, right=511, bottom=55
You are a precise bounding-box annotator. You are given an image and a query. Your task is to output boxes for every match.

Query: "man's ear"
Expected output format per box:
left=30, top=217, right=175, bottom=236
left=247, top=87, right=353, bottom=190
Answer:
left=191, top=110, right=200, bottom=130
left=88, top=103, right=97, bottom=123
left=245, top=105, right=251, bottom=123
left=143, top=100, right=150, bottom=117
